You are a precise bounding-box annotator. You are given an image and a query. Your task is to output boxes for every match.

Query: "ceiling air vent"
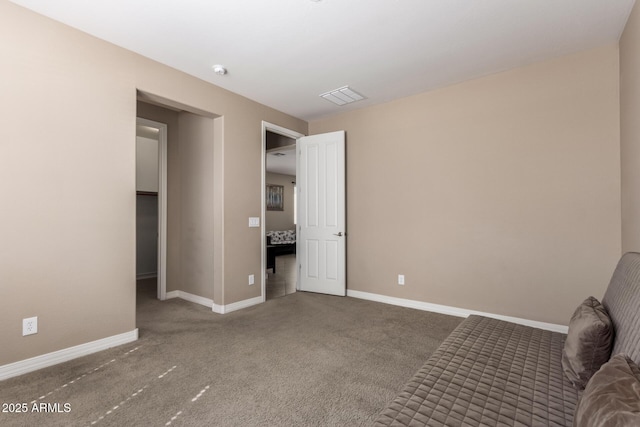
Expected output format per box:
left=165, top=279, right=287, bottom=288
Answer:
left=320, top=86, right=366, bottom=106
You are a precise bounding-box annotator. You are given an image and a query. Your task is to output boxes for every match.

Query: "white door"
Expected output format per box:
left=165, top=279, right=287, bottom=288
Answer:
left=297, top=131, right=346, bottom=296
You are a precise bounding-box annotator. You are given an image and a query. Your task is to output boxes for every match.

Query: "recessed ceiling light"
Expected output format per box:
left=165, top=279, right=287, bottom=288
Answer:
left=212, top=65, right=227, bottom=75
left=320, top=86, right=366, bottom=106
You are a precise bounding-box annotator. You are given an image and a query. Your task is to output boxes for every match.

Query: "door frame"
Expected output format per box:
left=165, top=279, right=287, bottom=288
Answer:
left=137, top=117, right=168, bottom=300
left=261, top=121, right=305, bottom=302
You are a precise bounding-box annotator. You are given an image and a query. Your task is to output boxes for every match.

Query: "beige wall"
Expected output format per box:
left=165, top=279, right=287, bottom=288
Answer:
left=0, top=2, right=306, bottom=365
left=621, top=2, right=640, bottom=253
left=179, top=112, right=216, bottom=299
left=310, top=45, right=621, bottom=325
left=136, top=136, right=159, bottom=193
left=266, top=173, right=296, bottom=232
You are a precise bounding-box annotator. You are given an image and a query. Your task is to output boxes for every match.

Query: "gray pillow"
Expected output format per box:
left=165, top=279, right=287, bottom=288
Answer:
left=573, top=354, right=640, bottom=427
left=562, top=296, right=613, bottom=390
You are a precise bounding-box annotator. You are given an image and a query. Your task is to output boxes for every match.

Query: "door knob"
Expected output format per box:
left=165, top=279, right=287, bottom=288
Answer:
left=334, top=232, right=344, bottom=237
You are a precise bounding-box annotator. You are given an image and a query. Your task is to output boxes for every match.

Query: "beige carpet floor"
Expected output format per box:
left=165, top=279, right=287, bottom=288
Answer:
left=0, top=281, right=461, bottom=426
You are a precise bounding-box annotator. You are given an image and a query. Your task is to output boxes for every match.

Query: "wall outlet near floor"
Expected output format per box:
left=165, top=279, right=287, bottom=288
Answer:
left=23, top=316, right=38, bottom=336
left=249, top=274, right=255, bottom=285
left=398, top=274, right=405, bottom=285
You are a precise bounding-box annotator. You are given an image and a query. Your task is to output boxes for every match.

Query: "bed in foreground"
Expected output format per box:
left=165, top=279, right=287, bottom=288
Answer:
left=375, top=253, right=640, bottom=426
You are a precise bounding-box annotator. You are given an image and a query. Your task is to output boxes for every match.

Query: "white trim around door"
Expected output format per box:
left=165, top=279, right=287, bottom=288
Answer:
left=261, top=122, right=305, bottom=302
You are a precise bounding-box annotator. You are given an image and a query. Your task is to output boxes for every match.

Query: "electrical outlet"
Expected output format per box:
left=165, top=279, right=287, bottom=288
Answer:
left=23, top=316, right=38, bottom=336
left=249, top=274, right=255, bottom=285
left=398, top=274, right=405, bottom=285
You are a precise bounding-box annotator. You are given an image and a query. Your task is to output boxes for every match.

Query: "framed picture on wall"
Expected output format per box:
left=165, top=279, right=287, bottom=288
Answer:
left=266, top=184, right=284, bottom=211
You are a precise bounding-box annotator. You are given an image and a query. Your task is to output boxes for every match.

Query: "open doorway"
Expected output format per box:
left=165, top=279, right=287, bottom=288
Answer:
left=135, top=118, right=167, bottom=300
left=136, top=94, right=222, bottom=317
left=262, top=123, right=304, bottom=300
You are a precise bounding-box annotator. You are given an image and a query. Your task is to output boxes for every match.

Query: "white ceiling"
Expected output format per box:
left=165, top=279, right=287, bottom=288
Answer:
left=10, top=0, right=635, bottom=121
left=267, top=146, right=297, bottom=176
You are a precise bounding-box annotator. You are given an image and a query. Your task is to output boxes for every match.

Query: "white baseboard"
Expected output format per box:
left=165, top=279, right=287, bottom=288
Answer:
left=165, top=290, right=213, bottom=309
left=347, top=290, right=568, bottom=333
left=166, top=291, right=262, bottom=315
left=0, top=329, right=138, bottom=381
left=136, top=272, right=157, bottom=280
left=213, top=296, right=262, bottom=314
